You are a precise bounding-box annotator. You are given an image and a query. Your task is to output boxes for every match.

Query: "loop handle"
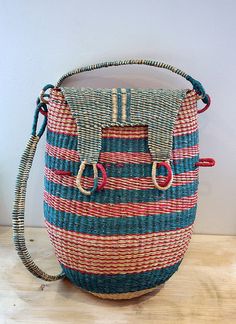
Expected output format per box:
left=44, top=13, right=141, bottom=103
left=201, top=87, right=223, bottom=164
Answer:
left=56, top=59, right=208, bottom=102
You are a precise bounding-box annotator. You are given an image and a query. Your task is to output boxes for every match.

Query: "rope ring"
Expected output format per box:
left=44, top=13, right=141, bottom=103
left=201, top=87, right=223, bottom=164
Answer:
left=197, top=94, right=211, bottom=114
left=97, top=163, right=107, bottom=191
left=32, top=103, right=48, bottom=138
left=152, top=161, right=173, bottom=190
left=76, top=161, right=98, bottom=195
left=39, top=84, right=54, bottom=104
left=38, top=101, right=48, bottom=116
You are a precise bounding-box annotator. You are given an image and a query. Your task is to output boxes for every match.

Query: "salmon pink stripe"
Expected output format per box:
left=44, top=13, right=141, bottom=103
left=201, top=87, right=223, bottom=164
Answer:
left=47, top=119, right=197, bottom=138
left=49, top=114, right=76, bottom=125
left=101, top=152, right=151, bottom=163
left=171, top=145, right=199, bottom=159
left=102, top=128, right=148, bottom=139
left=56, top=257, right=184, bottom=275
left=45, top=167, right=198, bottom=190
left=48, top=103, right=74, bottom=116
left=50, top=239, right=190, bottom=265
left=47, top=236, right=191, bottom=270
left=46, top=221, right=191, bottom=274
left=51, top=244, right=187, bottom=275
left=44, top=191, right=197, bottom=217
left=47, top=107, right=197, bottom=137
left=46, top=143, right=79, bottom=162
left=45, top=220, right=192, bottom=243
left=49, top=242, right=189, bottom=274
left=46, top=143, right=199, bottom=164
left=47, top=119, right=76, bottom=133
left=46, top=223, right=192, bottom=251
left=46, top=227, right=192, bottom=249
left=46, top=227, right=192, bottom=257
left=45, top=221, right=192, bottom=269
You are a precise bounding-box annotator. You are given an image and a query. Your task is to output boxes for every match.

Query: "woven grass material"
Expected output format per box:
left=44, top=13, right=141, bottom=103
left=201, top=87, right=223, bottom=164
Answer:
left=61, top=87, right=188, bottom=164
left=44, top=87, right=199, bottom=299
left=88, top=286, right=161, bottom=300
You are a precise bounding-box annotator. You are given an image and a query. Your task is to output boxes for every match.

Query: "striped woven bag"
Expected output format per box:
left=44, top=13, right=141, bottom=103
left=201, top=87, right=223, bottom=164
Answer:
left=12, top=59, right=215, bottom=300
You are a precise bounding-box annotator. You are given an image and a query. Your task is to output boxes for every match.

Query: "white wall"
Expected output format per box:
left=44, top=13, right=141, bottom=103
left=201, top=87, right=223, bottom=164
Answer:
left=1, top=0, right=235, bottom=234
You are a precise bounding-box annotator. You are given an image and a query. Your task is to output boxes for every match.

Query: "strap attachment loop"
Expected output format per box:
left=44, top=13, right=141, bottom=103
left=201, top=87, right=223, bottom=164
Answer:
left=195, top=158, right=215, bottom=167
left=152, top=161, right=173, bottom=190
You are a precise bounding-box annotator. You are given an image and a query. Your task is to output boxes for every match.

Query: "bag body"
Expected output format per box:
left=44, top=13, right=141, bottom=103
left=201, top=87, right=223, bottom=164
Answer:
left=44, top=87, right=199, bottom=299
left=12, top=59, right=214, bottom=300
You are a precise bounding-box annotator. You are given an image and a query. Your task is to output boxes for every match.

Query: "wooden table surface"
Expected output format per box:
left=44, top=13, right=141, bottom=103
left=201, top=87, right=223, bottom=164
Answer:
left=0, top=226, right=236, bottom=324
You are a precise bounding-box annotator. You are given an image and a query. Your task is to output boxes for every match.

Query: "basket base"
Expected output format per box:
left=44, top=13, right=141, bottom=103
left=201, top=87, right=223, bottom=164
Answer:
left=87, top=285, right=163, bottom=300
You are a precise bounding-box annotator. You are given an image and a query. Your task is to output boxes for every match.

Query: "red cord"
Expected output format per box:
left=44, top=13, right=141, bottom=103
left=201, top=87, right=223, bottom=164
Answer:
left=97, top=163, right=107, bottom=190
left=157, top=161, right=172, bottom=187
left=54, top=170, right=72, bottom=175
left=195, top=158, right=215, bottom=167
left=197, top=94, right=211, bottom=114
left=39, top=108, right=48, bottom=116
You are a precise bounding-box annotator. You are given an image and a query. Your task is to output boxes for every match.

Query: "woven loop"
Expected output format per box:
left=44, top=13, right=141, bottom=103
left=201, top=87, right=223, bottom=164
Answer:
left=56, top=59, right=206, bottom=97
left=76, top=161, right=99, bottom=195
left=97, top=163, right=107, bottom=191
left=39, top=84, right=54, bottom=104
left=36, top=94, right=49, bottom=116
left=197, top=94, right=211, bottom=114
left=152, top=161, right=173, bottom=190
left=31, top=103, right=48, bottom=138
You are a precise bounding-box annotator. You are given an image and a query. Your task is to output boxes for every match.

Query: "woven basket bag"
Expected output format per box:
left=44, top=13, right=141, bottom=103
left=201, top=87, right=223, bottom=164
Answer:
left=12, top=59, right=215, bottom=300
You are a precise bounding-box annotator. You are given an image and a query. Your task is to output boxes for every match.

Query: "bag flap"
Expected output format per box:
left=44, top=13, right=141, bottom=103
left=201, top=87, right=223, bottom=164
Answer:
left=60, top=87, right=188, bottom=164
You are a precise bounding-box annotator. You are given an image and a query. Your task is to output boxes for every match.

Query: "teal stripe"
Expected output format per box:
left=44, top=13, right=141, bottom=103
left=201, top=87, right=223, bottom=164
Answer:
left=60, top=261, right=182, bottom=294
left=126, top=88, right=131, bottom=122
left=45, top=154, right=199, bottom=177
left=45, top=177, right=198, bottom=204
left=44, top=203, right=197, bottom=235
left=117, top=88, right=122, bottom=122
left=46, top=129, right=198, bottom=152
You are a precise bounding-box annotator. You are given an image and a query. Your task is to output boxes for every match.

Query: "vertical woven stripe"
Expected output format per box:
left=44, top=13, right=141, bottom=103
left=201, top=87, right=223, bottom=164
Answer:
left=121, top=88, right=127, bottom=122
left=112, top=88, right=118, bottom=122
left=126, top=88, right=131, bottom=122
left=117, top=88, right=122, bottom=122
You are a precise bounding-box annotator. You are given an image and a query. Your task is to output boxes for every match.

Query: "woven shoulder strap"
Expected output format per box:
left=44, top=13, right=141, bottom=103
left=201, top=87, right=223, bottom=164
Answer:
left=56, top=59, right=208, bottom=103
left=12, top=101, right=64, bottom=281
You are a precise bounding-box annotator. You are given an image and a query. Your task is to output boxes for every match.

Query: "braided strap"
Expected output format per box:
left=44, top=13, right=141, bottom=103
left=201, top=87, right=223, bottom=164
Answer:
left=12, top=100, right=64, bottom=281
left=56, top=59, right=207, bottom=102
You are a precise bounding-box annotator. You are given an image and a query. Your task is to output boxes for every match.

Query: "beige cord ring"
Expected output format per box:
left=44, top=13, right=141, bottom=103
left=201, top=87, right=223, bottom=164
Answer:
left=152, top=160, right=173, bottom=190
left=76, top=160, right=98, bottom=196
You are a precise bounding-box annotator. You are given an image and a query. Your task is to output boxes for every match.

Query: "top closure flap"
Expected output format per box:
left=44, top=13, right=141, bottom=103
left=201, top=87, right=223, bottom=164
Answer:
left=60, top=87, right=188, bottom=164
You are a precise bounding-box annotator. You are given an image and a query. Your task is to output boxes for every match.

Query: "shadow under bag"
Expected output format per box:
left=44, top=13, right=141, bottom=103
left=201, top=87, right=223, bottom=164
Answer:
left=12, top=59, right=215, bottom=299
